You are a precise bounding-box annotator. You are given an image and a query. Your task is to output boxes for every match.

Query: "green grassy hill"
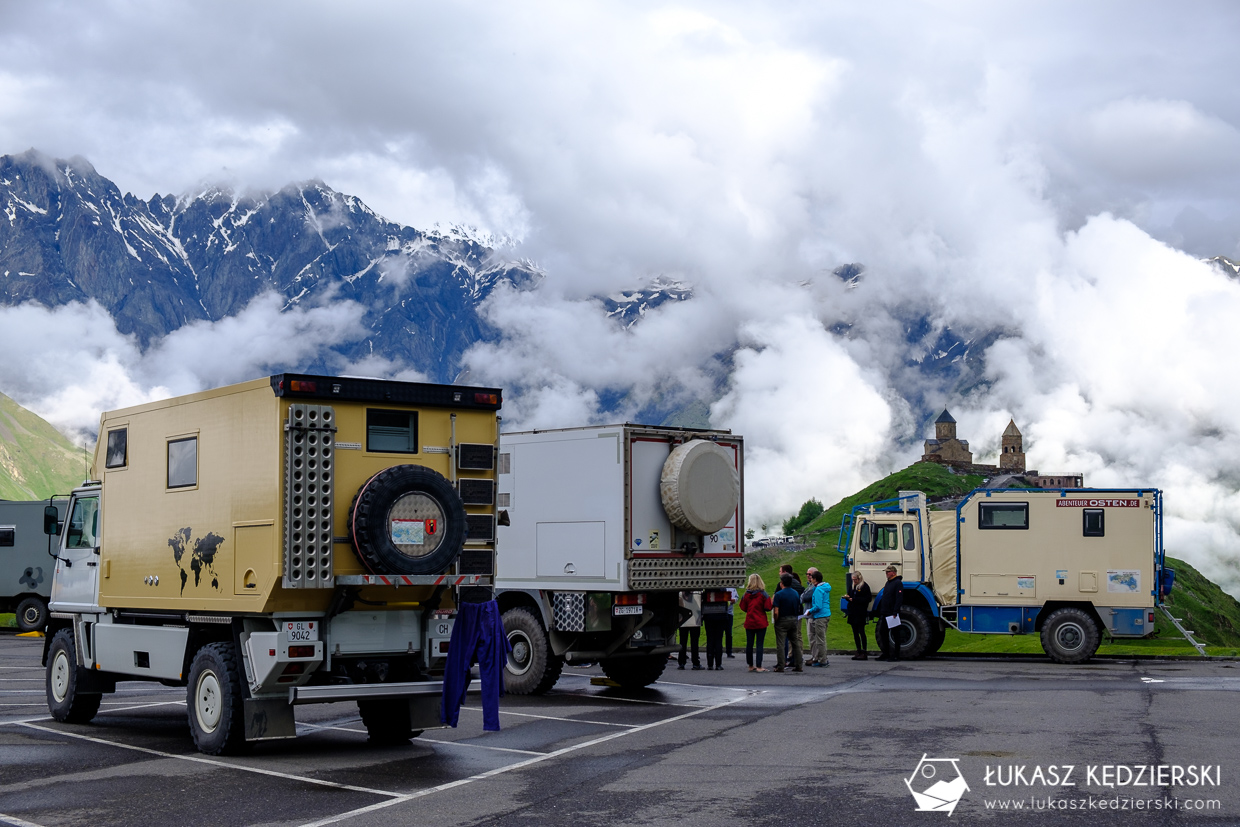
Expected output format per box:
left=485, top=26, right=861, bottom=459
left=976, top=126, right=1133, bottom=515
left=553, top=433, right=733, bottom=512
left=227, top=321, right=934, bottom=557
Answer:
left=799, top=461, right=985, bottom=543
left=734, top=463, right=1240, bottom=657
left=0, top=391, right=88, bottom=500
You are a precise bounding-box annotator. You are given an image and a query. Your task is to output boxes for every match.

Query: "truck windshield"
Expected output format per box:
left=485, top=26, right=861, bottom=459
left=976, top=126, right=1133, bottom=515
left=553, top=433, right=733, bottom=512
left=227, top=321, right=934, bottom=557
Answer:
left=65, top=497, right=100, bottom=549
left=874, top=524, right=899, bottom=551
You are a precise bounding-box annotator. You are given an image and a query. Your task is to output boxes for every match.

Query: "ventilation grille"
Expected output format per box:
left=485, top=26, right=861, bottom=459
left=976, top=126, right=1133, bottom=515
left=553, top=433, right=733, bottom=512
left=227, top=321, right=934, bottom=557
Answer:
left=552, top=592, right=586, bottom=632
left=457, top=443, right=495, bottom=471
left=458, top=478, right=495, bottom=505
left=283, top=404, right=337, bottom=589
left=497, top=492, right=511, bottom=508
left=627, top=556, right=747, bottom=591
left=498, top=452, right=511, bottom=474
left=465, top=514, right=495, bottom=543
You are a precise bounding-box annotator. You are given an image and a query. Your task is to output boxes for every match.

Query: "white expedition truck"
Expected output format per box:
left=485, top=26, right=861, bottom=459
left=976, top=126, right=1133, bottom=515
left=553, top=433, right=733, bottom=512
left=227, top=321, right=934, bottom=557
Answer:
left=843, top=488, right=1170, bottom=663
left=494, top=425, right=746, bottom=692
left=0, top=499, right=67, bottom=632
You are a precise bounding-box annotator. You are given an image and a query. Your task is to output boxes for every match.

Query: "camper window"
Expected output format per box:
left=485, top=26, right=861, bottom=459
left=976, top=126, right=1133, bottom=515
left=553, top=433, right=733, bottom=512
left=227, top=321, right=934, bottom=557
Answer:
left=1083, top=508, right=1104, bottom=537
left=979, top=502, right=1028, bottom=530
left=367, top=409, right=418, bottom=454
left=167, top=437, right=198, bottom=489
left=0, top=526, right=13, bottom=547
left=902, top=522, right=915, bottom=550
left=105, top=428, right=128, bottom=469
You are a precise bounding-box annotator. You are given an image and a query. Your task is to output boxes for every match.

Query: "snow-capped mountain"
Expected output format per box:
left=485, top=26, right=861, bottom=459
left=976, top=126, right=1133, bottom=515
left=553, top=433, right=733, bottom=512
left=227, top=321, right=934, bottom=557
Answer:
left=0, top=150, right=540, bottom=382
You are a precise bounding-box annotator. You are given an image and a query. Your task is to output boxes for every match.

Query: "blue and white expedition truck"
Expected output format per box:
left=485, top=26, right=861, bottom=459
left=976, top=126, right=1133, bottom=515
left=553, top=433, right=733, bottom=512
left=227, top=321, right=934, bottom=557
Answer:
left=842, top=488, right=1171, bottom=663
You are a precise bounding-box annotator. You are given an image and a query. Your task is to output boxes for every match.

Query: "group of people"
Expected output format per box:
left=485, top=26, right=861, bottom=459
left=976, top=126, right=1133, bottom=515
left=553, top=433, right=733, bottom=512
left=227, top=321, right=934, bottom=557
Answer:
left=729, top=562, right=907, bottom=671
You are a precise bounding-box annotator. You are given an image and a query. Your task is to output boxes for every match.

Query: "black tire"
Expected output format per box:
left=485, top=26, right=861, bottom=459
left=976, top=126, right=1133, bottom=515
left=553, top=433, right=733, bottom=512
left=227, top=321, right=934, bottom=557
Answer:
left=357, top=699, right=423, bottom=745
left=1041, top=607, right=1101, bottom=664
left=349, top=465, right=467, bottom=576
left=924, top=621, right=946, bottom=656
left=46, top=629, right=101, bottom=724
left=16, top=596, right=48, bottom=633
left=895, top=606, right=933, bottom=659
left=187, top=642, right=248, bottom=755
left=600, top=654, right=668, bottom=689
left=502, top=607, right=563, bottom=695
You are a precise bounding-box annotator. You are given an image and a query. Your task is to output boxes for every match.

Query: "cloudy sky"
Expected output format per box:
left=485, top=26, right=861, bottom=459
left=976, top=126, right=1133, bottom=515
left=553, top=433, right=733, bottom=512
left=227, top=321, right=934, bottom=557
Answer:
left=3, top=1, right=1240, bottom=592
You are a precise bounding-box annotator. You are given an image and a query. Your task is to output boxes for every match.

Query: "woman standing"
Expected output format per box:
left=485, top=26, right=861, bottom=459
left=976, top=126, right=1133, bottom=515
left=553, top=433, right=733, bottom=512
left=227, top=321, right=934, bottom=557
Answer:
left=738, top=574, right=773, bottom=672
left=846, top=572, right=873, bottom=660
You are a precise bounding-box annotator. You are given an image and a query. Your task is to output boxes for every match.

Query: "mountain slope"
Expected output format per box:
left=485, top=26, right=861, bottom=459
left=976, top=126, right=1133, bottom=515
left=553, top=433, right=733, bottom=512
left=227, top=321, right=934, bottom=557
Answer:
left=0, top=150, right=541, bottom=382
left=0, top=391, right=86, bottom=499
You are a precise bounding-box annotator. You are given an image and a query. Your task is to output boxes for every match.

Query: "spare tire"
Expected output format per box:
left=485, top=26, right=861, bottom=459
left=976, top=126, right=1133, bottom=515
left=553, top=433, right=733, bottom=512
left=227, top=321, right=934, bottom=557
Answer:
left=349, top=465, right=467, bottom=576
left=660, top=440, right=739, bottom=535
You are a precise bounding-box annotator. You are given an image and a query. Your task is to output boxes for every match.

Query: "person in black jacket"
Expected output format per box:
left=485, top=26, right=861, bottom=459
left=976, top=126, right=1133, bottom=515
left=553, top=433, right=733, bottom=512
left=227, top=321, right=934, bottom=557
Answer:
left=875, top=565, right=904, bottom=662
left=846, top=572, right=873, bottom=660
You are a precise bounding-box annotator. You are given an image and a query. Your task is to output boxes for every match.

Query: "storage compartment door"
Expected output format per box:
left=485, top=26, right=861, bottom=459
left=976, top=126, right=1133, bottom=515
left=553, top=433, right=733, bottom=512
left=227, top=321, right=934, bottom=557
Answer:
left=234, top=523, right=275, bottom=595
left=536, top=521, right=605, bottom=578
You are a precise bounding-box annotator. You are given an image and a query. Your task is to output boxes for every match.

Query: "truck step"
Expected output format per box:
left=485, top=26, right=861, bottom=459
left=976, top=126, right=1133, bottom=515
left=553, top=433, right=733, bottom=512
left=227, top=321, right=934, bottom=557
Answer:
left=1159, top=606, right=1208, bottom=657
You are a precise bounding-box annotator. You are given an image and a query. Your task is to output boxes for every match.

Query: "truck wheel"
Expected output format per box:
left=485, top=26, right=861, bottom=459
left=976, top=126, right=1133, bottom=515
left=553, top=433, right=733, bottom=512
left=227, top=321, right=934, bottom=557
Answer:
left=502, top=608, right=563, bottom=695
left=600, top=655, right=668, bottom=689
left=46, top=629, right=101, bottom=724
left=16, top=596, right=48, bottom=633
left=357, top=699, right=422, bottom=745
left=896, top=606, right=933, bottom=659
left=349, top=465, right=467, bottom=576
left=187, top=643, right=248, bottom=755
left=924, top=622, right=946, bottom=656
left=1041, top=607, right=1101, bottom=664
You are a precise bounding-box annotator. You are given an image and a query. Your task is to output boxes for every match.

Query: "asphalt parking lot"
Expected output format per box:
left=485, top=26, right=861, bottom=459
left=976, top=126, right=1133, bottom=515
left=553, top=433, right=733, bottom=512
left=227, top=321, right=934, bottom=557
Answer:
left=2, top=633, right=1239, bottom=827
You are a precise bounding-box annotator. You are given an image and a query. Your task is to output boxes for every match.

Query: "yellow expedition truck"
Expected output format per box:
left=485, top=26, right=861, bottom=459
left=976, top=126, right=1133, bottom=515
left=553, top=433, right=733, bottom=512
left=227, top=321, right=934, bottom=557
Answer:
left=43, top=374, right=501, bottom=754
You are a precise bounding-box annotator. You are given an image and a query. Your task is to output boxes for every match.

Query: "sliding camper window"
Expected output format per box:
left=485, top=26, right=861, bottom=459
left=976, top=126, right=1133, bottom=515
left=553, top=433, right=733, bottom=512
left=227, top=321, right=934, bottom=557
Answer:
left=978, top=502, right=1028, bottom=530
left=366, top=409, right=418, bottom=454
left=167, top=437, right=198, bottom=489
left=0, top=526, right=13, bottom=547
left=105, top=427, right=128, bottom=469
left=1083, top=508, right=1104, bottom=537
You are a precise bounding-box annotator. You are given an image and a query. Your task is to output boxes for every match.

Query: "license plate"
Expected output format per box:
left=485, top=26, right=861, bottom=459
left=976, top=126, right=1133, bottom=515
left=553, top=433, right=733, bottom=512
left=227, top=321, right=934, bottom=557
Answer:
left=701, top=603, right=728, bottom=614
left=613, top=605, right=643, bottom=616
left=285, top=621, right=319, bottom=642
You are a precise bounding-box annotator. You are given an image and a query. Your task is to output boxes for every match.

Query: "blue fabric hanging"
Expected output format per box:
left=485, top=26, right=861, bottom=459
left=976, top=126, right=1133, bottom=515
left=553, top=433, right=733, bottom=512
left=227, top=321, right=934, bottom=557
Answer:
left=441, top=600, right=510, bottom=731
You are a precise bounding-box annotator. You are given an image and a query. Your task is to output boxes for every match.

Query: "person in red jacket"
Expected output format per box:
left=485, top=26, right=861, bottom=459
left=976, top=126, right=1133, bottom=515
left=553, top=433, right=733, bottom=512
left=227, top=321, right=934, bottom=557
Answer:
left=738, top=573, right=773, bottom=672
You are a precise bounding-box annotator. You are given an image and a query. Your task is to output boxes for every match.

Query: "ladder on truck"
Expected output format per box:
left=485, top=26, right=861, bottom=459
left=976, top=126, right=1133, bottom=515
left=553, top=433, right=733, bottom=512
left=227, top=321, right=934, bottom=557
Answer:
left=1159, top=606, right=1208, bottom=657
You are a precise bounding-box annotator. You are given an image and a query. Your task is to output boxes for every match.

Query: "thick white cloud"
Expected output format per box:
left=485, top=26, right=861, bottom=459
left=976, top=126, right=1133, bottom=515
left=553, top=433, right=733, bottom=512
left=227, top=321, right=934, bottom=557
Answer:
left=2, top=3, right=1240, bottom=593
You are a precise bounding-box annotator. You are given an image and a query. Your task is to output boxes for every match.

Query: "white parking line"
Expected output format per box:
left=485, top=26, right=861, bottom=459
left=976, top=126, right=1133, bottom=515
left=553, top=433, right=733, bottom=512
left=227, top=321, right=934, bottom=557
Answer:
left=297, top=691, right=753, bottom=827
left=0, top=811, right=48, bottom=827
left=15, top=722, right=403, bottom=798
left=460, top=706, right=637, bottom=728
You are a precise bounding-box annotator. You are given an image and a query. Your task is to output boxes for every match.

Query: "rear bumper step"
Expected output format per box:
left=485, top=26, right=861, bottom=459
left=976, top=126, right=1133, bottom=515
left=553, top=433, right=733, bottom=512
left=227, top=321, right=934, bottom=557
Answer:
left=288, top=679, right=480, bottom=705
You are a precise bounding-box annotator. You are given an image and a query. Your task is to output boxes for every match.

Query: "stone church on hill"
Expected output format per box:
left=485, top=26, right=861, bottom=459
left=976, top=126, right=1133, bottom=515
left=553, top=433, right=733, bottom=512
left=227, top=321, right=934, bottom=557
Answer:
left=922, top=408, right=1083, bottom=487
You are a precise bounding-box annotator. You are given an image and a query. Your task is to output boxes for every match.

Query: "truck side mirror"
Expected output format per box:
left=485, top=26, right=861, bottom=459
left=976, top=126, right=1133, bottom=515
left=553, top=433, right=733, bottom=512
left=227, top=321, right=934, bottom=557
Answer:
left=43, top=506, right=59, bottom=535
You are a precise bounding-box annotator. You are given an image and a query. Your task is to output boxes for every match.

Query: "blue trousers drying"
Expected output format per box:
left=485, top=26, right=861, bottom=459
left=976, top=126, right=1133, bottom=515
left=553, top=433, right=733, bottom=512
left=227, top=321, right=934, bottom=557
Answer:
left=441, top=600, right=510, bottom=731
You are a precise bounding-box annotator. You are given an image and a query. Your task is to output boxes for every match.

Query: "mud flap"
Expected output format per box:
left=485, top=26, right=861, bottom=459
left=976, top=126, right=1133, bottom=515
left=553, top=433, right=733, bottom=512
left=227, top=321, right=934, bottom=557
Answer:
left=409, top=694, right=444, bottom=731
left=244, top=698, right=297, bottom=741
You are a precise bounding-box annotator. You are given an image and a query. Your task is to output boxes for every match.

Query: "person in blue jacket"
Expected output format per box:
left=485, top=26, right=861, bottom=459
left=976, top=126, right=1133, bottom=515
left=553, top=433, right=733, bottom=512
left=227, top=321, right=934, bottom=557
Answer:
left=807, top=569, right=831, bottom=667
